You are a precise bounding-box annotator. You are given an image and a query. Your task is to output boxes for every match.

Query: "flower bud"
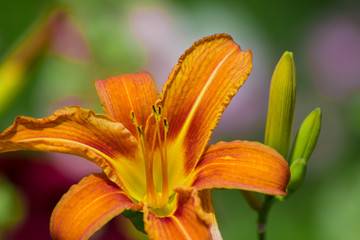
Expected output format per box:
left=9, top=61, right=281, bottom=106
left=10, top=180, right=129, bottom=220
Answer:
left=289, top=108, right=322, bottom=164
left=240, top=190, right=263, bottom=211
left=277, top=158, right=307, bottom=201
left=287, top=158, right=307, bottom=192
left=265, top=51, right=296, bottom=158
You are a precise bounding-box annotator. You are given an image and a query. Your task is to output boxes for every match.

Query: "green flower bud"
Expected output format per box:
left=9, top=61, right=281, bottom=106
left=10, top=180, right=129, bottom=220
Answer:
left=287, top=158, right=307, bottom=192
left=265, top=51, right=296, bottom=158
left=277, top=158, right=307, bottom=201
left=240, top=190, right=263, bottom=211
left=289, top=108, right=322, bottom=165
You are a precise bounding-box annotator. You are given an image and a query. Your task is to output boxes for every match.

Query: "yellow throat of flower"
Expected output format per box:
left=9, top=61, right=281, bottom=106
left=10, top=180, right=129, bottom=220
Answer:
left=131, top=105, right=171, bottom=212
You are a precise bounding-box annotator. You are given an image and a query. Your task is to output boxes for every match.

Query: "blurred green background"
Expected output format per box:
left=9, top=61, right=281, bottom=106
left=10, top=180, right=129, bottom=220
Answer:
left=1, top=0, right=360, bottom=239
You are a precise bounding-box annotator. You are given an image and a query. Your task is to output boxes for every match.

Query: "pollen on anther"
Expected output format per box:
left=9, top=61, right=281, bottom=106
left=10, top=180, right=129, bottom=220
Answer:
left=152, top=105, right=157, bottom=115
left=137, top=126, right=143, bottom=135
left=163, top=118, right=168, bottom=131
left=130, top=111, right=136, bottom=124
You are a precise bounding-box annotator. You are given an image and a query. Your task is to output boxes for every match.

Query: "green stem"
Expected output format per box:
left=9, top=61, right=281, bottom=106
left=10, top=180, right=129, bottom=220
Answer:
left=257, top=196, right=274, bottom=240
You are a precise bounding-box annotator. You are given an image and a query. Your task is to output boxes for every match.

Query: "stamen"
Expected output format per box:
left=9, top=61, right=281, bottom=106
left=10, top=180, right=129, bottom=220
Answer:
left=140, top=125, right=158, bottom=206
left=160, top=118, right=169, bottom=207
left=150, top=105, right=169, bottom=208
left=131, top=111, right=158, bottom=207
left=133, top=107, right=169, bottom=208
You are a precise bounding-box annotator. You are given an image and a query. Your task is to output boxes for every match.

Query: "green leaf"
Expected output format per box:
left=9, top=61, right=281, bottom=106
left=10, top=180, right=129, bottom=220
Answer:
left=122, top=209, right=146, bottom=234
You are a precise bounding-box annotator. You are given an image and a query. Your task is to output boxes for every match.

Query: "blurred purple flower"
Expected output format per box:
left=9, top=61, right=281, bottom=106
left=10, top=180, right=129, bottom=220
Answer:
left=0, top=153, right=134, bottom=240
left=51, top=12, right=91, bottom=62
left=308, top=14, right=360, bottom=99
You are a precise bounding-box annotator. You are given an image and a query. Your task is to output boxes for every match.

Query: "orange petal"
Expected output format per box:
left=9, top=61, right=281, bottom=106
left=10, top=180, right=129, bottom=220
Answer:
left=0, top=106, right=139, bottom=190
left=95, top=72, right=159, bottom=138
left=191, top=141, right=290, bottom=196
left=50, top=173, right=141, bottom=240
left=198, top=190, right=223, bottom=240
left=144, top=186, right=212, bottom=240
left=151, top=34, right=252, bottom=176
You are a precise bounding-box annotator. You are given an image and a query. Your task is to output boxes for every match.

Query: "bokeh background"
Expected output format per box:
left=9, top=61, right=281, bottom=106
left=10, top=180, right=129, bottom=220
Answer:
left=1, top=0, right=360, bottom=239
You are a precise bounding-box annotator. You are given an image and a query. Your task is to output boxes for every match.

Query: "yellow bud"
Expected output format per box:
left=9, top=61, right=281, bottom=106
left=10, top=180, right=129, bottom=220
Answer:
left=265, top=51, right=296, bottom=158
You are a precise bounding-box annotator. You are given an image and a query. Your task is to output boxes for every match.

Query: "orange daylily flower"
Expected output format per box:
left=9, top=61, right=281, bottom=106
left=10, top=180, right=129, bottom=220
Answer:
left=0, top=34, right=290, bottom=240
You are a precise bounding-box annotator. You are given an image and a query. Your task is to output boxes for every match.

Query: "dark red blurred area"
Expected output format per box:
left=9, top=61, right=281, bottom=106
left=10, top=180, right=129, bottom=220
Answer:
left=0, top=152, right=133, bottom=240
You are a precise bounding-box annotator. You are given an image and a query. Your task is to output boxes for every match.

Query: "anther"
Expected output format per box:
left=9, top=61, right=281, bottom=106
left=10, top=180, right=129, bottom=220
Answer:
left=130, top=111, right=136, bottom=123
left=137, top=126, right=143, bottom=136
left=152, top=105, right=157, bottom=115
left=163, top=118, right=168, bottom=131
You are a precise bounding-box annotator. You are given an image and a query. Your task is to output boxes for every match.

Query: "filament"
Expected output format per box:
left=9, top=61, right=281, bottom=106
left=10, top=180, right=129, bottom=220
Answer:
left=132, top=111, right=158, bottom=206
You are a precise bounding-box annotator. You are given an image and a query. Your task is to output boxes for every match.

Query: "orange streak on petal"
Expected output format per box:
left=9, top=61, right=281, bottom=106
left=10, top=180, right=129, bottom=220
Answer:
left=95, top=72, right=159, bottom=138
left=192, top=141, right=290, bottom=196
left=50, top=173, right=141, bottom=240
left=144, top=186, right=212, bottom=240
left=153, top=34, right=252, bottom=178
left=0, top=106, right=139, bottom=189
